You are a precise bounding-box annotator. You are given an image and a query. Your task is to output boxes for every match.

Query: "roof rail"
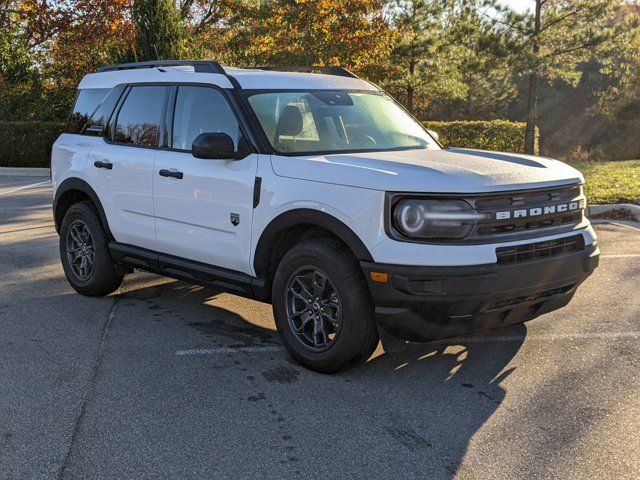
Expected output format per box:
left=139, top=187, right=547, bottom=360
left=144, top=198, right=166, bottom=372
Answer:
left=253, top=66, right=360, bottom=79
left=98, top=60, right=225, bottom=74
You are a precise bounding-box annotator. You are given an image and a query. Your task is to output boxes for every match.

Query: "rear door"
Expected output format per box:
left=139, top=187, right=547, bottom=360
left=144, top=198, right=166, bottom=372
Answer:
left=153, top=85, right=258, bottom=275
left=88, top=85, right=170, bottom=250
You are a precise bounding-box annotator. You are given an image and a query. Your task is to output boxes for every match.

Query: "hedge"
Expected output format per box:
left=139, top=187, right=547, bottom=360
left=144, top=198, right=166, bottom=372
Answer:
left=0, top=122, right=64, bottom=168
left=0, top=119, right=534, bottom=168
left=423, top=120, right=537, bottom=154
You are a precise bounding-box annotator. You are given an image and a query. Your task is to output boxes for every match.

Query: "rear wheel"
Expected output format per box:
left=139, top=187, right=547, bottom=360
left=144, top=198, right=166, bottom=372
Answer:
left=59, top=202, right=123, bottom=296
left=272, top=239, right=379, bottom=373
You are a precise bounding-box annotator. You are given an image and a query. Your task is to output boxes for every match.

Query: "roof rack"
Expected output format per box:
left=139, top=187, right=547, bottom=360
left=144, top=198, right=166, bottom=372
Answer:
left=253, top=66, right=359, bottom=79
left=98, top=60, right=225, bottom=74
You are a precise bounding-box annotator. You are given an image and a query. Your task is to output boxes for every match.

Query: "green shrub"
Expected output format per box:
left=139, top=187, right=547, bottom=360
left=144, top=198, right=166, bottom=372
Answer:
left=423, top=120, right=537, bottom=154
left=0, top=122, right=64, bottom=168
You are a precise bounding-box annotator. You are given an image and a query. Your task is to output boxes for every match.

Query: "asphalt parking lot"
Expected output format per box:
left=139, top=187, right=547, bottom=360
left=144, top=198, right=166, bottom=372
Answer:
left=1, top=175, right=639, bottom=480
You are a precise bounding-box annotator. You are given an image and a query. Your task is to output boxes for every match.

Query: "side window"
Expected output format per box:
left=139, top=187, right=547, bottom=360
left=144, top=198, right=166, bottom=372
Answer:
left=172, top=86, right=241, bottom=151
left=113, top=86, right=169, bottom=147
left=82, top=85, right=125, bottom=135
left=66, top=88, right=110, bottom=134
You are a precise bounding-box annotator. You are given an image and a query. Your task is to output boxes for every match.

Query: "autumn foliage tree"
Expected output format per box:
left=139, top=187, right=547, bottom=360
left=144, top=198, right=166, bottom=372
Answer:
left=3, top=0, right=640, bottom=161
left=221, top=0, right=394, bottom=70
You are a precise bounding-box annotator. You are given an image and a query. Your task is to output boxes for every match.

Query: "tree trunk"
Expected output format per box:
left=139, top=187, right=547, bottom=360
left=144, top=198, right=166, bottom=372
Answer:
left=525, top=0, right=542, bottom=155
left=525, top=71, right=538, bottom=155
left=407, top=85, right=414, bottom=114
left=407, top=61, right=415, bottom=114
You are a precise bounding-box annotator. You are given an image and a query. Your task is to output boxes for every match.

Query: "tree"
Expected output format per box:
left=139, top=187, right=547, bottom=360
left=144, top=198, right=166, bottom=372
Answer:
left=50, top=1, right=135, bottom=83
left=438, top=0, right=519, bottom=120
left=490, top=0, right=627, bottom=154
left=0, top=0, right=71, bottom=120
left=384, top=0, right=468, bottom=115
left=220, top=0, right=393, bottom=71
left=132, top=0, right=185, bottom=60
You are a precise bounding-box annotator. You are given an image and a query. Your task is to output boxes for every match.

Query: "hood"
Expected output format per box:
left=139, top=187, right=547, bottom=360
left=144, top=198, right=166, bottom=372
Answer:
left=270, top=147, right=583, bottom=193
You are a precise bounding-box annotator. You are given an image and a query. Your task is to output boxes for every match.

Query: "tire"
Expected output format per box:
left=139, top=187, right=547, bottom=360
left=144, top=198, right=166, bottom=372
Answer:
left=272, top=238, right=379, bottom=373
left=59, top=201, right=124, bottom=297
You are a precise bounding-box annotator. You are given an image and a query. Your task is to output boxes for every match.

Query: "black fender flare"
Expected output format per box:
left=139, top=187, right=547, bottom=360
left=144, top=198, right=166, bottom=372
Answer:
left=53, top=177, right=113, bottom=239
left=253, top=208, right=374, bottom=278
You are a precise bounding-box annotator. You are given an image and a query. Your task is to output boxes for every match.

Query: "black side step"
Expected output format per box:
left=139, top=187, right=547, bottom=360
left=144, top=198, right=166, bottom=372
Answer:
left=109, top=242, right=267, bottom=300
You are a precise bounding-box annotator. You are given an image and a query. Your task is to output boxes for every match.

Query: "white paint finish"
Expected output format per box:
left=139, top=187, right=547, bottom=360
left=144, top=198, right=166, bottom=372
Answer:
left=77, top=66, right=374, bottom=92
left=153, top=151, right=259, bottom=274
left=226, top=67, right=376, bottom=91
left=54, top=67, right=599, bottom=280
left=270, top=148, right=584, bottom=193
left=370, top=224, right=598, bottom=266
left=79, top=69, right=234, bottom=90
left=250, top=156, right=386, bottom=274
left=51, top=133, right=98, bottom=193
left=253, top=155, right=596, bottom=268
left=87, top=142, right=157, bottom=249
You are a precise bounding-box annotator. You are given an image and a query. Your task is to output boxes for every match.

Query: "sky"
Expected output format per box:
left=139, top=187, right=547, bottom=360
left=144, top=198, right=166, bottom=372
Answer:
left=500, top=0, right=533, bottom=13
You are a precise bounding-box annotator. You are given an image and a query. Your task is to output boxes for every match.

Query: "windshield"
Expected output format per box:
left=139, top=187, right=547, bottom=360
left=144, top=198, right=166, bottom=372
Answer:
left=246, top=90, right=440, bottom=155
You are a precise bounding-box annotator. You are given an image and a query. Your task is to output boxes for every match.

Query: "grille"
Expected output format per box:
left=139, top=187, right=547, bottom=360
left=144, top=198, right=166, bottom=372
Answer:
left=496, top=234, right=585, bottom=265
left=468, top=184, right=585, bottom=240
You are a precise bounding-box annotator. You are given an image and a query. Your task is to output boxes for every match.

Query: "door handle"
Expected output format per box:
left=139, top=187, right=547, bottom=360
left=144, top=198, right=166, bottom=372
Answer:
left=159, top=169, right=184, bottom=180
left=94, top=161, right=113, bottom=170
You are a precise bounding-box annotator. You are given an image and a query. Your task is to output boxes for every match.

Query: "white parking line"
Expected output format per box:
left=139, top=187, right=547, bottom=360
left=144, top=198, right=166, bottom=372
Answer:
left=600, top=254, right=640, bottom=258
left=0, top=180, right=50, bottom=196
left=176, top=346, right=283, bottom=356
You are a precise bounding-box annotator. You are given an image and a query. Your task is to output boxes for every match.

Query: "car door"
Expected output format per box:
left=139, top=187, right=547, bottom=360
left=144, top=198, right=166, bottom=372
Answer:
left=153, top=85, right=258, bottom=275
left=88, top=85, right=170, bottom=250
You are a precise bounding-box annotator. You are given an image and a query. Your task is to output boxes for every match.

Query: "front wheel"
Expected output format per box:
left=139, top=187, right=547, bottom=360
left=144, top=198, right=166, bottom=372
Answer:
left=272, top=239, right=379, bottom=373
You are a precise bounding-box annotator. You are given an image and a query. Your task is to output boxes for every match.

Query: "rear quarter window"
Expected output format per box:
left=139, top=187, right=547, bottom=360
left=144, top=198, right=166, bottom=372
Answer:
left=66, top=88, right=110, bottom=134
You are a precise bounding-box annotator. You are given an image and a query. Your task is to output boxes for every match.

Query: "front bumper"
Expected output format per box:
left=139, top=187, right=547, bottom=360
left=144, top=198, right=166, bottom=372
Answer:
left=362, top=243, right=599, bottom=341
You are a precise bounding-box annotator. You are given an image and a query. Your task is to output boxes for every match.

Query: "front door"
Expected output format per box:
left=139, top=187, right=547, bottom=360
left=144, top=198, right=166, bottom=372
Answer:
left=153, top=85, right=258, bottom=275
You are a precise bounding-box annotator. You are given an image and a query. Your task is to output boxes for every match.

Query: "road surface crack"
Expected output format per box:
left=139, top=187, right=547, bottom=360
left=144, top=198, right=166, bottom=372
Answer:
left=56, top=296, right=118, bottom=479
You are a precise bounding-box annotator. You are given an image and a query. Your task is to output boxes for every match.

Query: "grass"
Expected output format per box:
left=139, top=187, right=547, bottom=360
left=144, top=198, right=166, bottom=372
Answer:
left=571, top=160, right=640, bottom=205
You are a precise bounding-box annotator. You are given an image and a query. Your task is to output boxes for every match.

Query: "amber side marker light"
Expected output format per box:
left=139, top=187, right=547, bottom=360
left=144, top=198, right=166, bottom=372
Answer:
left=369, top=271, right=389, bottom=283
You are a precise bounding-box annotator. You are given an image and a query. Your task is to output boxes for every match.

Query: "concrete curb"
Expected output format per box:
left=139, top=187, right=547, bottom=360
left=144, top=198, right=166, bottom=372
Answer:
left=0, top=167, right=50, bottom=177
left=588, top=203, right=640, bottom=223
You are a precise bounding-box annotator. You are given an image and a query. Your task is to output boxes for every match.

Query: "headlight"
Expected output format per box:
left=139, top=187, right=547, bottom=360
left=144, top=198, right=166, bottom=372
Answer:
left=392, top=199, right=489, bottom=240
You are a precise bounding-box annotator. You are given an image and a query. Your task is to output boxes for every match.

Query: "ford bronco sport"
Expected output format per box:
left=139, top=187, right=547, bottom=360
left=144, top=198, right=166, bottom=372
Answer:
left=52, top=61, right=599, bottom=373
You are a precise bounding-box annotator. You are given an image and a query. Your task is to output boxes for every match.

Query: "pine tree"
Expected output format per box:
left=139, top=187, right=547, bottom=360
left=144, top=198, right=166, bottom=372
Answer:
left=385, top=0, right=473, bottom=115
left=132, top=0, right=185, bottom=61
left=492, top=0, right=625, bottom=154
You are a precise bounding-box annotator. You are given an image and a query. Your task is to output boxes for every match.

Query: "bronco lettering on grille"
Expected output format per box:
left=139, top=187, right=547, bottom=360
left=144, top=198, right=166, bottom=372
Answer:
left=495, top=202, right=580, bottom=220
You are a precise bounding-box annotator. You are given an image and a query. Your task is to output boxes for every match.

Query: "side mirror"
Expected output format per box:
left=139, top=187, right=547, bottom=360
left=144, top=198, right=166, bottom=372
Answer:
left=192, top=132, right=237, bottom=159
left=427, top=129, right=439, bottom=141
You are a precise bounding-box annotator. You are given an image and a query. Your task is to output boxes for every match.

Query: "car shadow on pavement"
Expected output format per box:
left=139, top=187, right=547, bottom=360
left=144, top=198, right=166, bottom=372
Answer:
left=112, top=277, right=526, bottom=479
left=360, top=325, right=526, bottom=476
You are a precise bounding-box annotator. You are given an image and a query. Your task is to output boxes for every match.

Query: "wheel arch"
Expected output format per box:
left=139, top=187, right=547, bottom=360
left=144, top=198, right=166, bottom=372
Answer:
left=253, top=209, right=374, bottom=296
left=53, top=177, right=113, bottom=240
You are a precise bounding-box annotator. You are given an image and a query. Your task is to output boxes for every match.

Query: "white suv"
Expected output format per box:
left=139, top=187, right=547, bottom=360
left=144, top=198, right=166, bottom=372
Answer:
left=52, top=61, right=599, bottom=372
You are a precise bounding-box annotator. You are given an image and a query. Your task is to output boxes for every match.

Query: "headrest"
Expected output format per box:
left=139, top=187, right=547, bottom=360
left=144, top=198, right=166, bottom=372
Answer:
left=276, top=105, right=304, bottom=137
